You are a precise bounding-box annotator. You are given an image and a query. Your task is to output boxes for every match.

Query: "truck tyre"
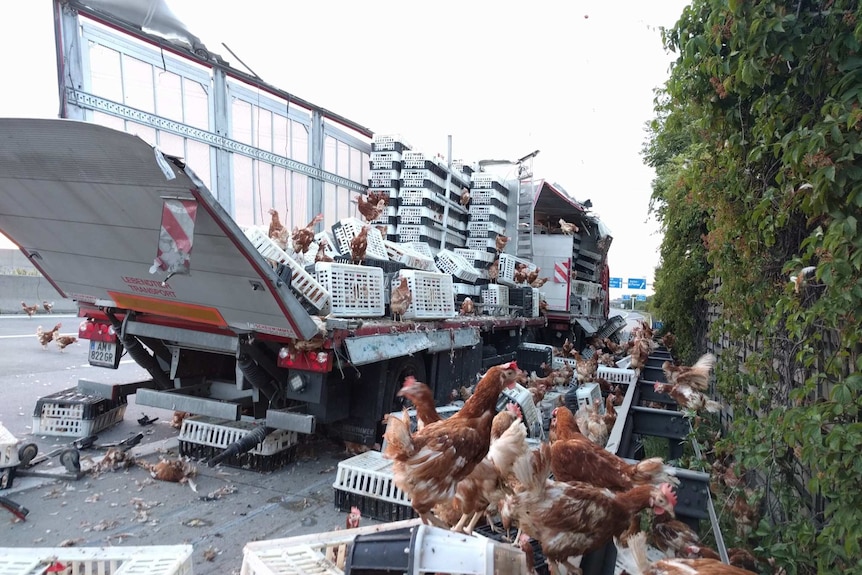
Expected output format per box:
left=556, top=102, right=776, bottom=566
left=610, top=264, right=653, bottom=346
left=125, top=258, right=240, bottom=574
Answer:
left=384, top=355, right=428, bottom=415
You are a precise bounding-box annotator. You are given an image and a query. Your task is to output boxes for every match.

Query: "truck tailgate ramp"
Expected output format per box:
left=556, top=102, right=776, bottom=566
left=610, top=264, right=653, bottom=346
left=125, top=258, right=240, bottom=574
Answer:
left=0, top=118, right=318, bottom=339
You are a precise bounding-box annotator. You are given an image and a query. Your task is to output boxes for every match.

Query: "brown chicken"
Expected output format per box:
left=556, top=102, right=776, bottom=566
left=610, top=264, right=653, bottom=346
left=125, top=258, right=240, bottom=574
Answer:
left=653, top=381, right=722, bottom=413
left=460, top=187, right=471, bottom=207
left=145, top=458, right=197, bottom=483
left=53, top=333, right=78, bottom=352
left=513, top=262, right=529, bottom=284
left=355, top=194, right=387, bottom=222
left=350, top=225, right=370, bottom=263
left=21, top=301, right=38, bottom=317
left=617, top=532, right=758, bottom=575
left=558, top=218, right=579, bottom=234
left=649, top=493, right=719, bottom=558
left=572, top=349, right=598, bottom=383
left=550, top=406, right=678, bottom=491
left=42, top=301, right=54, bottom=314
left=390, top=276, right=412, bottom=320
left=383, top=361, right=521, bottom=526
left=267, top=208, right=286, bottom=239
left=291, top=213, right=324, bottom=254
left=36, top=323, right=62, bottom=349
left=495, top=234, right=509, bottom=253
left=500, top=442, right=677, bottom=575
left=526, top=267, right=541, bottom=286
left=396, top=376, right=439, bottom=430
left=561, top=338, right=574, bottom=357
left=460, top=296, right=475, bottom=315
left=659, top=332, right=676, bottom=351
left=531, top=276, right=549, bottom=288
left=314, top=237, right=334, bottom=263
left=538, top=299, right=549, bottom=315
left=662, top=353, right=715, bottom=392
left=345, top=506, right=361, bottom=529
left=487, top=258, right=500, bottom=283
left=366, top=190, right=390, bottom=206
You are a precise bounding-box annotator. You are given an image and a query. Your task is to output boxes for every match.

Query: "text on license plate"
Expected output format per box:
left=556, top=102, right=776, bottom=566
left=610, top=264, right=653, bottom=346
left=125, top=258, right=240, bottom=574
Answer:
left=89, top=340, right=120, bottom=368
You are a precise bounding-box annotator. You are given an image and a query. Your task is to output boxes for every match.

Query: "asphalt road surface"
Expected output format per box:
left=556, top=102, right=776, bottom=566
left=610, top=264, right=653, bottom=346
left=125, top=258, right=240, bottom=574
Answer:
left=0, top=313, right=372, bottom=574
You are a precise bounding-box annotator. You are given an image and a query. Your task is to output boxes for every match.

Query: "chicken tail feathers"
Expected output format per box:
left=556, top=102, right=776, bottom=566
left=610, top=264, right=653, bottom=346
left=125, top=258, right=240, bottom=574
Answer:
left=512, top=441, right=550, bottom=492
left=382, top=408, right=414, bottom=461
left=632, top=457, right=680, bottom=486
left=487, top=418, right=529, bottom=477
left=704, top=399, right=723, bottom=413
left=614, top=532, right=649, bottom=575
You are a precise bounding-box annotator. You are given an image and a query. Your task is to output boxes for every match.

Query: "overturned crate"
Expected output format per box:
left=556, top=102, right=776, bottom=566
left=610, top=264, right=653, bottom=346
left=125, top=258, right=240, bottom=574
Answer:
left=332, top=450, right=415, bottom=523
left=178, top=416, right=298, bottom=472
left=0, top=545, right=194, bottom=575
left=241, top=519, right=527, bottom=575
left=31, top=388, right=127, bottom=438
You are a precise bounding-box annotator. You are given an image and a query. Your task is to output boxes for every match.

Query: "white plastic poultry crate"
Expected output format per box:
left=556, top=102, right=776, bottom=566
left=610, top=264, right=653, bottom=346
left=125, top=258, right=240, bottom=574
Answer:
left=481, top=284, right=509, bottom=316
left=178, top=415, right=298, bottom=457
left=468, top=203, right=507, bottom=223
left=244, top=226, right=331, bottom=315
left=369, top=150, right=402, bottom=170
left=331, top=217, right=389, bottom=262
left=454, top=247, right=496, bottom=264
left=434, top=249, right=481, bottom=283
left=331, top=450, right=413, bottom=522
left=241, top=519, right=527, bottom=575
left=470, top=171, right=507, bottom=191
left=371, top=133, right=411, bottom=152
left=571, top=279, right=602, bottom=299
left=466, top=219, right=506, bottom=238
left=399, top=205, right=444, bottom=225
left=384, top=240, right=437, bottom=272
left=402, top=242, right=434, bottom=259
left=498, top=253, right=538, bottom=287
left=1, top=423, right=19, bottom=468
left=399, top=270, right=456, bottom=320
left=31, top=388, right=127, bottom=438
left=597, top=365, right=638, bottom=386
left=469, top=187, right=508, bottom=207
left=315, top=262, right=385, bottom=317
left=0, top=545, right=194, bottom=575
left=301, top=231, right=340, bottom=266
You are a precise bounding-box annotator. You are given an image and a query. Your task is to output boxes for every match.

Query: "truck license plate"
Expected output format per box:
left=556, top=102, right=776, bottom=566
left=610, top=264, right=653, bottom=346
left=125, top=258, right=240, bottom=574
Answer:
left=89, top=340, right=122, bottom=369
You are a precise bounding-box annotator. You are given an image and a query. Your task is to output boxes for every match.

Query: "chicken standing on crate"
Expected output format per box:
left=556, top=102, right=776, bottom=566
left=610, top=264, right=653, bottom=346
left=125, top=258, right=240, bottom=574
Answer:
left=267, top=208, right=286, bottom=239
left=500, top=443, right=678, bottom=575
left=291, top=214, right=324, bottom=254
left=36, top=323, right=62, bottom=350
left=314, top=237, right=334, bottom=263
left=383, top=361, right=521, bottom=527
left=460, top=296, right=475, bottom=316
left=349, top=225, right=370, bottom=264
left=354, top=194, right=387, bottom=222
left=399, top=378, right=529, bottom=534
left=389, top=276, right=412, bottom=321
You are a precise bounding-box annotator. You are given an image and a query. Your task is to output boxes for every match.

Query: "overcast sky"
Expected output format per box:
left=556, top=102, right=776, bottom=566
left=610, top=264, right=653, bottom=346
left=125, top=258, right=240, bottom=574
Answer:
left=0, top=1, right=691, bottom=295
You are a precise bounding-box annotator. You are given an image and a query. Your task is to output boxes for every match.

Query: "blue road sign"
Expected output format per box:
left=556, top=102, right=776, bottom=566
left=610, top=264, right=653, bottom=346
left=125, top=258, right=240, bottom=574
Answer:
left=621, top=294, right=631, bottom=300
left=627, top=278, right=647, bottom=290
left=653, top=320, right=664, bottom=330
left=636, top=294, right=647, bottom=301
left=608, top=277, right=622, bottom=289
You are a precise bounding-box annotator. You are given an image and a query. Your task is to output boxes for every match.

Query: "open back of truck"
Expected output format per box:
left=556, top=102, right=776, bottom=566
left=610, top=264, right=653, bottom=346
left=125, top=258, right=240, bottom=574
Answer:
left=0, top=118, right=319, bottom=341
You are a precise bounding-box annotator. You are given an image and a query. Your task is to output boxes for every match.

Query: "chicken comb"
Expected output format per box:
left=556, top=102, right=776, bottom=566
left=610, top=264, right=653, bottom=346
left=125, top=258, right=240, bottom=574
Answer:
left=401, top=375, right=416, bottom=388
left=350, top=506, right=361, bottom=515
left=501, top=360, right=519, bottom=370
left=660, top=482, right=678, bottom=507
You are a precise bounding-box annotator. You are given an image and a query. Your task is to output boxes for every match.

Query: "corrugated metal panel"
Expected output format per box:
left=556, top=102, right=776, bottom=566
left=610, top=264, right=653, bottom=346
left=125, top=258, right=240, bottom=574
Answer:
left=344, top=332, right=432, bottom=366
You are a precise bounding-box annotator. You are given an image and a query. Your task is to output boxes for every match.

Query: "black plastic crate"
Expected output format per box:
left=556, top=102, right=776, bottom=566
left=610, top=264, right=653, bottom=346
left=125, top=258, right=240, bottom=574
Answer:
left=508, top=287, right=535, bottom=317
left=517, top=343, right=553, bottom=375
left=333, top=489, right=416, bottom=523
left=334, top=256, right=406, bottom=274
left=33, top=388, right=127, bottom=420
left=178, top=441, right=297, bottom=472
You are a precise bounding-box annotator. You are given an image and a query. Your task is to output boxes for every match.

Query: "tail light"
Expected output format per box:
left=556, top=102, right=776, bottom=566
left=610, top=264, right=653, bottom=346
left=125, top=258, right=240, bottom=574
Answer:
left=78, top=320, right=118, bottom=343
left=277, top=348, right=333, bottom=373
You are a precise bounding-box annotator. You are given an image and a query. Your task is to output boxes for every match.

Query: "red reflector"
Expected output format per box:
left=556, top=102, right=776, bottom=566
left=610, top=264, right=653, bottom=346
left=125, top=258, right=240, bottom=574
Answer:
left=78, top=320, right=118, bottom=343
left=277, top=349, right=333, bottom=372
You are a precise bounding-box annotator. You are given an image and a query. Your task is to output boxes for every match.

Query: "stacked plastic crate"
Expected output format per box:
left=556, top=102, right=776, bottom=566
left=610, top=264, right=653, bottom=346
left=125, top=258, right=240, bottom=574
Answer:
left=368, top=134, right=408, bottom=240
left=397, top=151, right=469, bottom=250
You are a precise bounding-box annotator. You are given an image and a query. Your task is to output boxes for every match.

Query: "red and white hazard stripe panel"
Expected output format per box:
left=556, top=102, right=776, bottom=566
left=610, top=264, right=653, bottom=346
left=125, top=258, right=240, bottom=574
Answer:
left=150, top=199, right=198, bottom=276
left=554, top=259, right=570, bottom=283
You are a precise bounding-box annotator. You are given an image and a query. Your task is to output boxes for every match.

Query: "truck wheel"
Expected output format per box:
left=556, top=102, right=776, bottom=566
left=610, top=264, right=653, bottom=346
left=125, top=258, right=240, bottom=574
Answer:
left=385, top=356, right=428, bottom=414
left=18, top=443, right=38, bottom=467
